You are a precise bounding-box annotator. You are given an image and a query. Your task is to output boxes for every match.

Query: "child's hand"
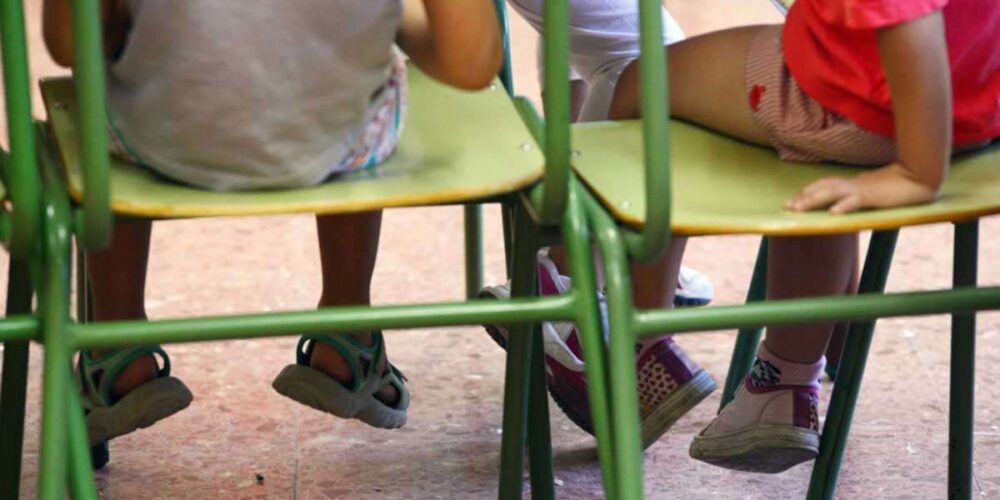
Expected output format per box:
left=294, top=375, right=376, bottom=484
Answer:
left=787, top=11, right=955, bottom=216
left=785, top=163, right=939, bottom=214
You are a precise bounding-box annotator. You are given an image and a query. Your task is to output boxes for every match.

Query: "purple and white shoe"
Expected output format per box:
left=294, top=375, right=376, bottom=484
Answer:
left=480, top=252, right=716, bottom=447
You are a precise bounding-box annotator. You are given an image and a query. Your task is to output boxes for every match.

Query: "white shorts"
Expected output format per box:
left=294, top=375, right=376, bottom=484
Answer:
left=509, top=0, right=685, bottom=121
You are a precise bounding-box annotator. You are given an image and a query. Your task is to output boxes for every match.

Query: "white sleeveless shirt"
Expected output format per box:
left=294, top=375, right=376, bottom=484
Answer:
left=107, top=0, right=402, bottom=190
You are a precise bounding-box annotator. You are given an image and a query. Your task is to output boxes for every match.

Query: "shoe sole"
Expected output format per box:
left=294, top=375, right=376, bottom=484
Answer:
left=272, top=364, right=407, bottom=429
left=641, top=370, right=716, bottom=448
left=689, top=424, right=819, bottom=473
left=674, top=296, right=711, bottom=307
left=85, top=376, right=193, bottom=446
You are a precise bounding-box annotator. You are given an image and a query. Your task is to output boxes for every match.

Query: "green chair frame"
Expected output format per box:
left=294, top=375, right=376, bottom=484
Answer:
left=10, top=0, right=620, bottom=498
left=0, top=0, right=46, bottom=498
left=552, top=0, right=1000, bottom=499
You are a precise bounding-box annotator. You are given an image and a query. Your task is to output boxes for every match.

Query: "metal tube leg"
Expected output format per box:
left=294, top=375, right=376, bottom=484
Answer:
left=502, top=201, right=515, bottom=277
left=587, top=199, right=642, bottom=500
left=76, top=247, right=110, bottom=469
left=526, top=328, right=555, bottom=500
left=464, top=204, right=484, bottom=299
left=0, top=259, right=34, bottom=499
left=498, top=202, right=539, bottom=500
left=720, top=238, right=768, bottom=411
left=76, top=245, right=92, bottom=322
left=38, top=245, right=73, bottom=499
left=949, top=220, right=978, bottom=499
left=807, top=230, right=899, bottom=500
left=564, top=184, right=617, bottom=495
left=67, top=381, right=97, bottom=500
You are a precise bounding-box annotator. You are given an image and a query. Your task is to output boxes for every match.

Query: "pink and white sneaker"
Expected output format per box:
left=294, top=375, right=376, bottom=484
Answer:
left=689, top=343, right=822, bottom=473
left=480, top=252, right=716, bottom=447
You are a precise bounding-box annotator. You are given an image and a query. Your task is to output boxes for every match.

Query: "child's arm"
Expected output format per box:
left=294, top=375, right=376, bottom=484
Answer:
left=787, top=11, right=952, bottom=214
left=43, top=0, right=130, bottom=68
left=397, top=0, right=503, bottom=90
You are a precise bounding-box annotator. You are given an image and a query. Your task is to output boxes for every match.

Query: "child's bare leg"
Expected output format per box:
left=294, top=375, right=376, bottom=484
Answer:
left=690, top=234, right=858, bottom=472
left=609, top=25, right=776, bottom=146
left=765, top=234, right=859, bottom=363
left=86, top=220, right=158, bottom=396
left=825, top=257, right=860, bottom=372
left=313, top=211, right=397, bottom=404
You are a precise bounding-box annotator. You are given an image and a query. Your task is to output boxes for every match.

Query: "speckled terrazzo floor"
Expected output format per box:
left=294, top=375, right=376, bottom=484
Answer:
left=4, top=1, right=1000, bottom=498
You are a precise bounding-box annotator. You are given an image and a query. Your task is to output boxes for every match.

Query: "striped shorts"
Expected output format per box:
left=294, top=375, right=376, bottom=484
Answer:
left=745, top=28, right=896, bottom=165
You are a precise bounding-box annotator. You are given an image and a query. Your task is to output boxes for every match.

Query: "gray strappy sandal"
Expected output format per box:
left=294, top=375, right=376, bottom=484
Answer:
left=78, top=346, right=193, bottom=446
left=272, top=333, right=409, bottom=429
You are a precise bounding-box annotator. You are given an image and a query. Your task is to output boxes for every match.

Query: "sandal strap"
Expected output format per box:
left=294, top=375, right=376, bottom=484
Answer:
left=377, top=362, right=410, bottom=410
left=78, top=345, right=170, bottom=409
left=296, top=333, right=385, bottom=393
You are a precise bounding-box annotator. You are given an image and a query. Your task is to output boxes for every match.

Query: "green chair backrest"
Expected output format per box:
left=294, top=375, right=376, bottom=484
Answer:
left=627, top=0, right=672, bottom=263
left=492, top=0, right=515, bottom=93
left=0, top=0, right=42, bottom=258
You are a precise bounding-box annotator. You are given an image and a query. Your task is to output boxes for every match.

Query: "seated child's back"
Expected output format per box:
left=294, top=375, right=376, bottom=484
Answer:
left=107, top=1, right=403, bottom=190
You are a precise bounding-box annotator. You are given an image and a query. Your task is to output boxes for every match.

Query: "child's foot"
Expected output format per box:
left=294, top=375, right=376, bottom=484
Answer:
left=689, top=343, right=822, bottom=473
left=79, top=347, right=193, bottom=446
left=272, top=332, right=409, bottom=429
left=106, top=353, right=159, bottom=395
left=86, top=352, right=157, bottom=470
left=480, top=253, right=716, bottom=447
left=636, top=338, right=717, bottom=446
left=309, top=336, right=400, bottom=407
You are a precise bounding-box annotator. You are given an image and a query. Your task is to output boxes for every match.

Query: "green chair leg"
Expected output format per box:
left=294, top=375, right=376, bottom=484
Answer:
left=823, top=329, right=846, bottom=382
left=720, top=238, right=768, bottom=411
left=38, top=191, right=75, bottom=500
left=498, top=201, right=540, bottom=500
left=75, top=247, right=111, bottom=470
left=464, top=204, right=484, bottom=299
left=0, top=260, right=34, bottom=500
left=949, top=220, right=978, bottom=499
left=67, top=384, right=98, bottom=500
left=527, top=328, right=555, bottom=500
left=502, top=201, right=515, bottom=277
left=807, top=230, right=899, bottom=500
left=76, top=246, right=92, bottom=323
left=587, top=200, right=643, bottom=500
left=564, top=184, right=617, bottom=496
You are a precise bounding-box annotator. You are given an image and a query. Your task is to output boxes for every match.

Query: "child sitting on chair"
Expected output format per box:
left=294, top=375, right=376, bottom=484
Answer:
left=485, top=0, right=719, bottom=452
left=43, top=0, right=502, bottom=456
left=605, top=0, right=999, bottom=472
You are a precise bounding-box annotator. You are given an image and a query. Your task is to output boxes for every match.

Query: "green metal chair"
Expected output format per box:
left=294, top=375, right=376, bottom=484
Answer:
left=558, top=0, right=1000, bottom=498
left=26, top=0, right=619, bottom=498
left=0, top=1, right=47, bottom=498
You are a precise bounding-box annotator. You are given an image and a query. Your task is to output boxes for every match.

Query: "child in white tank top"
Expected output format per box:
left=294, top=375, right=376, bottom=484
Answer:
left=43, top=0, right=502, bottom=453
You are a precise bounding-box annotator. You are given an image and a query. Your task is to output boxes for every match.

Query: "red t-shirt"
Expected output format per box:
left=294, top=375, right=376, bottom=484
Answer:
left=784, top=0, right=1000, bottom=145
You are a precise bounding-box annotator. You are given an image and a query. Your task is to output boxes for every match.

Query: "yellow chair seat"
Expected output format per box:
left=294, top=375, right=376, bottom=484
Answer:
left=572, top=120, right=1000, bottom=235
left=41, top=67, right=543, bottom=218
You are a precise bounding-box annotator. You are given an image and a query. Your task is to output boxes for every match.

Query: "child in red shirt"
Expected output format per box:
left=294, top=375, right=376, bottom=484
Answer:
left=608, top=0, right=999, bottom=473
